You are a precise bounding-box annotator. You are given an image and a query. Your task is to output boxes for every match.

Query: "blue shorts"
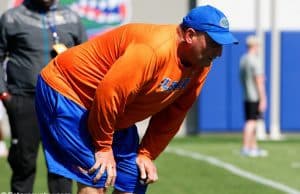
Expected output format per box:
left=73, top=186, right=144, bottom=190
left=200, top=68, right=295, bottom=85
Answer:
left=35, top=76, right=147, bottom=193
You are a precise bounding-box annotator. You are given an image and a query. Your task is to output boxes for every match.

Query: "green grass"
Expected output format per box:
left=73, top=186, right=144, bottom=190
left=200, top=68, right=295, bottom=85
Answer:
left=1, top=134, right=299, bottom=194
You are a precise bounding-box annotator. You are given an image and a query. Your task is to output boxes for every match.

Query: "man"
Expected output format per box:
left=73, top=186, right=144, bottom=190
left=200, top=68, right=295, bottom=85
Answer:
left=240, top=35, right=268, bottom=157
left=35, top=5, right=238, bottom=194
left=0, top=0, right=87, bottom=193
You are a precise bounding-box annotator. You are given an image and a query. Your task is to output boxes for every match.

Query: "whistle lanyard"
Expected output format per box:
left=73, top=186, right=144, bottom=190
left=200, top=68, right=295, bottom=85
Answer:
left=48, top=13, right=60, bottom=44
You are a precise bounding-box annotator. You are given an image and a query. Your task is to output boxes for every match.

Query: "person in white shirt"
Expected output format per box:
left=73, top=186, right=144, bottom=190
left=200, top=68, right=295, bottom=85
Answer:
left=240, top=35, right=268, bottom=157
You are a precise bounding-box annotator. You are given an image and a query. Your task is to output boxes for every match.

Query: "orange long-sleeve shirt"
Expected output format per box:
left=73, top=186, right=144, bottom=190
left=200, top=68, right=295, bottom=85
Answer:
left=41, top=23, right=211, bottom=160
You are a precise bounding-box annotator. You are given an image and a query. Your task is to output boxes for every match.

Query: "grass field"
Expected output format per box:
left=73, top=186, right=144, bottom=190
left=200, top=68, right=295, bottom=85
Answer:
left=0, top=134, right=299, bottom=194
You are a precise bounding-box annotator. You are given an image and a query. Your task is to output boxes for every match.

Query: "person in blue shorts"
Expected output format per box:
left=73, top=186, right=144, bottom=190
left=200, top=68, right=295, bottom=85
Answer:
left=35, top=5, right=238, bottom=194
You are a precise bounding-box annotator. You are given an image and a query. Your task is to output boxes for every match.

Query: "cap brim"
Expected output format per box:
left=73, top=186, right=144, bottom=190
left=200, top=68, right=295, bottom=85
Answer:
left=207, top=31, right=239, bottom=45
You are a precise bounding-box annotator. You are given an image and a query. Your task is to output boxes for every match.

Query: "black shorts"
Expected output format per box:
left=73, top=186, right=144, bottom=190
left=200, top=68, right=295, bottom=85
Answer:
left=244, top=101, right=262, bottom=120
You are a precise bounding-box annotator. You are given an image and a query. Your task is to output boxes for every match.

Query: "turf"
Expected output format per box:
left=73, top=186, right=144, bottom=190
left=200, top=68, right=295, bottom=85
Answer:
left=0, top=134, right=299, bottom=194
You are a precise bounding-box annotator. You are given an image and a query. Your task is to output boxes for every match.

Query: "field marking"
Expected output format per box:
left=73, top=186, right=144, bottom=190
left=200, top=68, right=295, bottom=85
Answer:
left=291, top=162, right=300, bottom=169
left=166, top=147, right=300, bottom=194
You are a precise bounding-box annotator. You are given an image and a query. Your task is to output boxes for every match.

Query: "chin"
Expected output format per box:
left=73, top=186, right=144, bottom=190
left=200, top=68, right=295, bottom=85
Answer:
left=195, top=59, right=211, bottom=67
left=204, top=63, right=212, bottom=67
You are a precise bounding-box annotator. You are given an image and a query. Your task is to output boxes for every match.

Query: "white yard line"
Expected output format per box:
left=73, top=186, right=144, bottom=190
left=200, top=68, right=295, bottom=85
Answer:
left=291, top=162, right=300, bottom=169
left=166, top=147, right=300, bottom=194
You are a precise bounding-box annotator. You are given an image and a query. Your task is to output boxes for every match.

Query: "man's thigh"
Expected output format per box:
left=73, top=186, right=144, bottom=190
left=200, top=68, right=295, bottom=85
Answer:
left=113, top=126, right=148, bottom=194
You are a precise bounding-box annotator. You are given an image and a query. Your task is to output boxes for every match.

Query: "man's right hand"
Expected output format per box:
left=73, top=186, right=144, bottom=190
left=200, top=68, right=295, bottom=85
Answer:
left=136, top=154, right=158, bottom=185
left=88, top=149, right=116, bottom=188
left=0, top=92, right=11, bottom=101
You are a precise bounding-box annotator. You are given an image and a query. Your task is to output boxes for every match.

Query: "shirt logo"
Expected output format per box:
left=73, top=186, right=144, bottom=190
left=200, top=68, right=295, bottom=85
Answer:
left=159, top=77, right=191, bottom=91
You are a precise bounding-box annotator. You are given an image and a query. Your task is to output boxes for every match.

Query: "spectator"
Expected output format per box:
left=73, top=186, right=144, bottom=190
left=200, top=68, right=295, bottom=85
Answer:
left=240, top=35, right=268, bottom=157
left=0, top=0, right=87, bottom=193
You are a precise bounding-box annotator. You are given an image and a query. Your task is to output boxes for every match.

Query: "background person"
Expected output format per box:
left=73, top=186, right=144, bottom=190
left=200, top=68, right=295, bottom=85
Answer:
left=0, top=0, right=87, bottom=193
left=240, top=35, right=268, bottom=157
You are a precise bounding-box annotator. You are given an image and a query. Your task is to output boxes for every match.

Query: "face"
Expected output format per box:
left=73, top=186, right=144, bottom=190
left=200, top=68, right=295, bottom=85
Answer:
left=249, top=43, right=259, bottom=55
left=32, top=0, right=55, bottom=10
left=183, top=29, right=223, bottom=68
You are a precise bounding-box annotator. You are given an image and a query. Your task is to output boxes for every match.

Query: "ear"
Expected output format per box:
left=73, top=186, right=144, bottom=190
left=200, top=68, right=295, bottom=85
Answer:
left=184, top=28, right=198, bottom=44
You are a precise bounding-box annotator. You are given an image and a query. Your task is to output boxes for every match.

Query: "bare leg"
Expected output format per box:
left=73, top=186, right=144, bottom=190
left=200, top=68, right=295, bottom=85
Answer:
left=249, top=122, right=258, bottom=150
left=112, top=189, right=132, bottom=194
left=242, top=120, right=257, bottom=150
left=77, top=182, right=106, bottom=194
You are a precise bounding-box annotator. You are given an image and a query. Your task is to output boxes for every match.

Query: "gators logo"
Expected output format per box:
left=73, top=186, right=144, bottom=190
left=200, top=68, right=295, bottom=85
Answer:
left=8, top=0, right=131, bottom=37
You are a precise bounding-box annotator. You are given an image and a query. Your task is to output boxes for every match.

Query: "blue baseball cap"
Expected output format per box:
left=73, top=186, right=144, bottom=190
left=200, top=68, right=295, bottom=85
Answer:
left=182, top=5, right=238, bottom=45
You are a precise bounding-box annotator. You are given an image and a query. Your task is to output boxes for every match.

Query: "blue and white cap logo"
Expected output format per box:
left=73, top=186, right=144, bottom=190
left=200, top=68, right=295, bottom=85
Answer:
left=219, top=17, right=229, bottom=29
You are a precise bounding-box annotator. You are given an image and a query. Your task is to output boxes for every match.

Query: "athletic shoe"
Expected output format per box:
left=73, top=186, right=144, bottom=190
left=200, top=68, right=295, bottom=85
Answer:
left=250, top=148, right=268, bottom=157
left=241, top=148, right=268, bottom=157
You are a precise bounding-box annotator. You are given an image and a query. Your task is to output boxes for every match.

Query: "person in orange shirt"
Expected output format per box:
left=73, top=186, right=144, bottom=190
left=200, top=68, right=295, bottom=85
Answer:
left=35, top=5, right=238, bottom=194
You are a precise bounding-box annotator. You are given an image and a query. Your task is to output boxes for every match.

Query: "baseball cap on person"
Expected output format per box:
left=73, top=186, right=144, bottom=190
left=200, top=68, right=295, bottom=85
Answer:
left=182, top=5, right=238, bottom=45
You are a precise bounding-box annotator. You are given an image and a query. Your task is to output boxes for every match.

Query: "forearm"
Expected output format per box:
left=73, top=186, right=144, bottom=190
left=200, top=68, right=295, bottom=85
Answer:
left=139, top=106, right=188, bottom=160
left=87, top=81, right=125, bottom=151
left=256, top=75, right=267, bottom=112
left=139, top=125, right=182, bottom=160
left=256, top=75, right=266, bottom=101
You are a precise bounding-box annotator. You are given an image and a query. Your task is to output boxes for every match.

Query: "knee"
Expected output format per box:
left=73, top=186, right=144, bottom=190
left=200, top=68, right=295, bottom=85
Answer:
left=8, top=144, right=37, bottom=175
left=77, top=182, right=106, bottom=194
